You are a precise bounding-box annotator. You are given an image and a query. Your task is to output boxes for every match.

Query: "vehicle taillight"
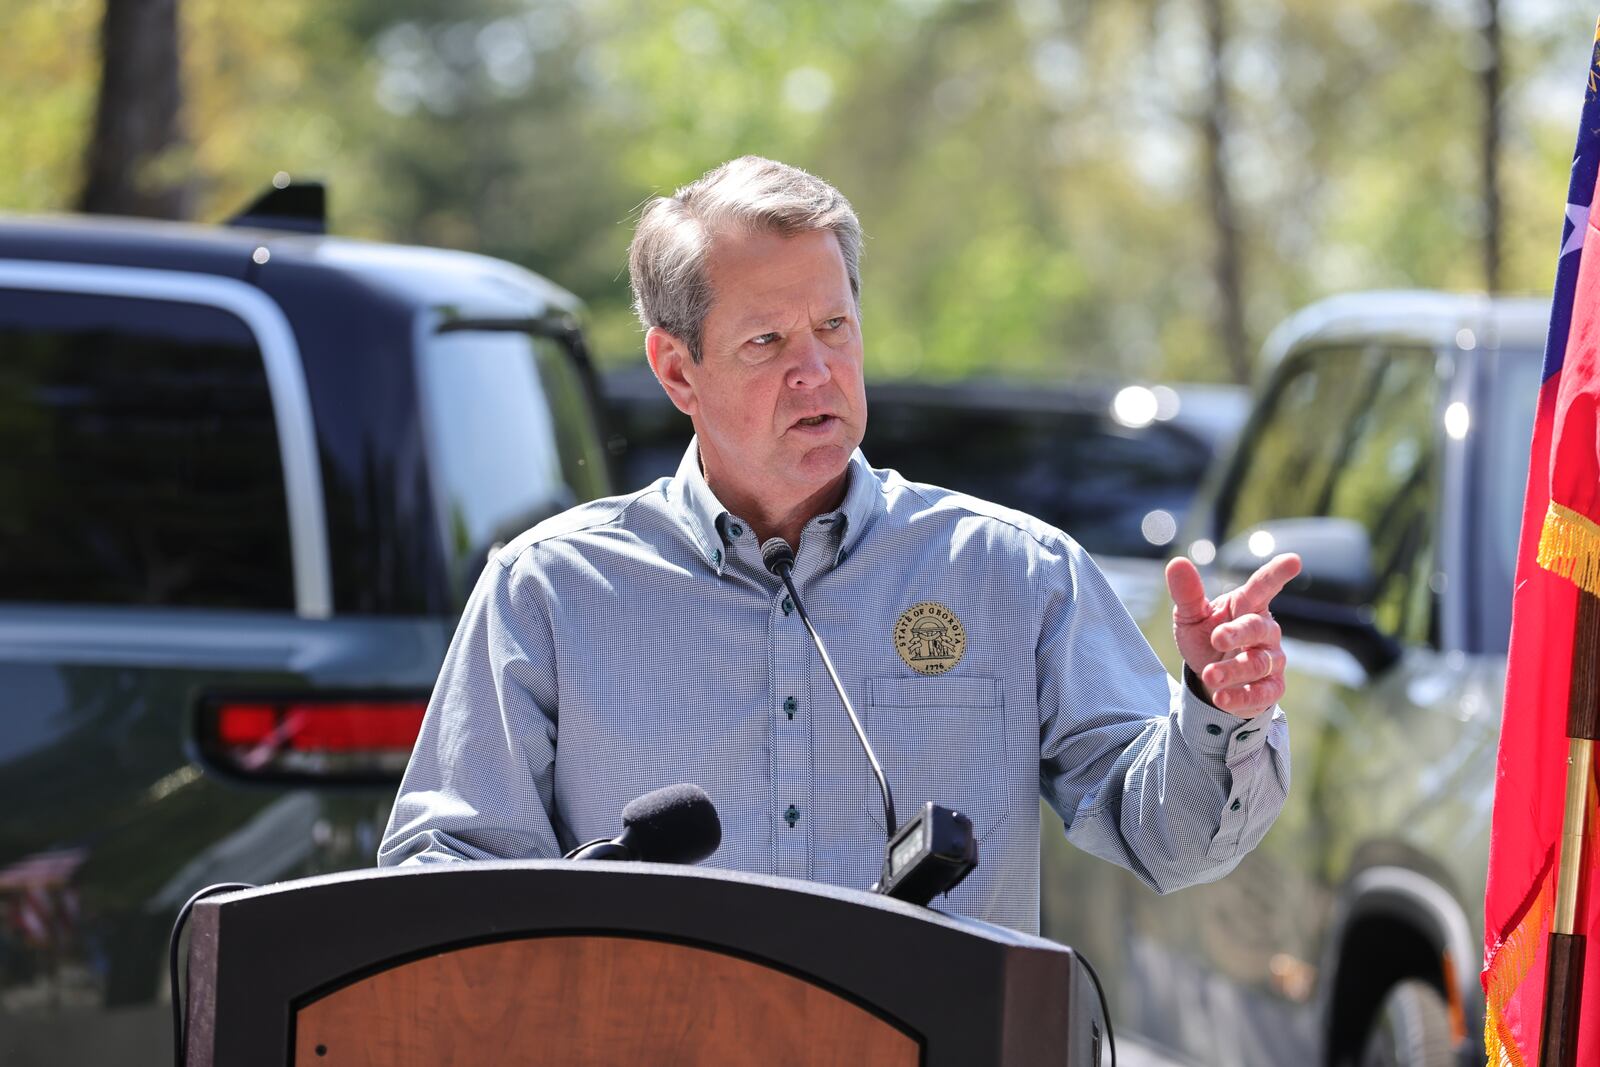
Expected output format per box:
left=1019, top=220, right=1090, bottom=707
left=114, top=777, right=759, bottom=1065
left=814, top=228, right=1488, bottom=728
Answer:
left=197, top=695, right=427, bottom=783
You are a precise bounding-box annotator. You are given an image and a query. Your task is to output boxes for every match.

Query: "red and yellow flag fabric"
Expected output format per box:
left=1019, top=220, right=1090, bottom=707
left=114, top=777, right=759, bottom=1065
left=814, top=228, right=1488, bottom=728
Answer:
left=1483, top=22, right=1600, bottom=1066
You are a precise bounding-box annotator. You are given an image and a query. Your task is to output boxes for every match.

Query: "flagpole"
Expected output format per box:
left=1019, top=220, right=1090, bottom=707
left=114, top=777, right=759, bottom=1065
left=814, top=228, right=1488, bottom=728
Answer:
left=1540, top=588, right=1600, bottom=1067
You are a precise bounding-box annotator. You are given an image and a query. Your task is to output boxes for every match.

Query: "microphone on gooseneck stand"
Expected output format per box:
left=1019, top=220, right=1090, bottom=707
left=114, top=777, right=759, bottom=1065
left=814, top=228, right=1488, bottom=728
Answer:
left=565, top=783, right=722, bottom=864
left=761, top=537, right=978, bottom=906
left=761, top=538, right=896, bottom=838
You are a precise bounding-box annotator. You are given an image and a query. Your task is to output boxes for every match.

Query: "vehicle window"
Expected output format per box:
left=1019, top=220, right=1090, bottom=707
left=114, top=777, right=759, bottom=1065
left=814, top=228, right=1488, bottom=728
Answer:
left=419, top=328, right=608, bottom=605
left=1482, top=348, right=1542, bottom=650
left=533, top=335, right=610, bottom=505
left=602, top=381, right=1218, bottom=559
left=864, top=402, right=1212, bottom=559
left=1224, top=346, right=1441, bottom=645
left=0, top=288, right=294, bottom=609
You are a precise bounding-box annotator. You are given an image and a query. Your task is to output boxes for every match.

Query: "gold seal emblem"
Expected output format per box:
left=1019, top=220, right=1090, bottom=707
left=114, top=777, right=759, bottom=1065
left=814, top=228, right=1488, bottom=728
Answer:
left=893, top=602, right=967, bottom=675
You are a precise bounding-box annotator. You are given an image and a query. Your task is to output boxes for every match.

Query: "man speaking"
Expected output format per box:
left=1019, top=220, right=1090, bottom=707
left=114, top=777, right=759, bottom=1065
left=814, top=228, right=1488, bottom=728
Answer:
left=378, top=156, right=1299, bottom=934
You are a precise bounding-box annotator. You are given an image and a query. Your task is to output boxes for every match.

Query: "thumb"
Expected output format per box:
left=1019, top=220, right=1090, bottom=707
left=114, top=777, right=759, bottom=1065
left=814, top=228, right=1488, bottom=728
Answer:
left=1165, top=556, right=1212, bottom=624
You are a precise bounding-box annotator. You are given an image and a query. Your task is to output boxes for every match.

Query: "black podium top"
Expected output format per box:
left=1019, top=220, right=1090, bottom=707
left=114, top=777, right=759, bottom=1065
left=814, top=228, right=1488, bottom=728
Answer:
left=185, top=860, right=1103, bottom=1066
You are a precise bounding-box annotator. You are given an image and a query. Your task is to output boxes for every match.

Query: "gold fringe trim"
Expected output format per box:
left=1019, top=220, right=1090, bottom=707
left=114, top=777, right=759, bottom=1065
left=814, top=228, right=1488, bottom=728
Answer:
left=1539, top=501, right=1600, bottom=598
left=1484, top=870, right=1555, bottom=1067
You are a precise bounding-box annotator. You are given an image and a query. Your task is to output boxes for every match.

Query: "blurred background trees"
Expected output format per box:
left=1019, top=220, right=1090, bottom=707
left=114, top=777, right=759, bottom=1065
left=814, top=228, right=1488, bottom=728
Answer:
left=4, top=0, right=1591, bottom=383
left=79, top=0, right=191, bottom=217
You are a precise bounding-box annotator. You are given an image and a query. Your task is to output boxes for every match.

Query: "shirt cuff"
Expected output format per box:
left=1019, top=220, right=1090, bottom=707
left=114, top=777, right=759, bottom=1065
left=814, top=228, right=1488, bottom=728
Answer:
left=1176, top=668, right=1274, bottom=763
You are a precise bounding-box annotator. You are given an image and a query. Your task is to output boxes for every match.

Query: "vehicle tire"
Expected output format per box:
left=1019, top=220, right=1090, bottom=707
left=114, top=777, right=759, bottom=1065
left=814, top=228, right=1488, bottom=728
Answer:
left=1358, top=979, right=1455, bottom=1067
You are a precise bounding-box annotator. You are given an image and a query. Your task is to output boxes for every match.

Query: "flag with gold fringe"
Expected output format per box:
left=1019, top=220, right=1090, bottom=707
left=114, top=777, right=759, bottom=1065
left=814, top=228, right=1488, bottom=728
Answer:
left=1483, top=20, right=1600, bottom=1067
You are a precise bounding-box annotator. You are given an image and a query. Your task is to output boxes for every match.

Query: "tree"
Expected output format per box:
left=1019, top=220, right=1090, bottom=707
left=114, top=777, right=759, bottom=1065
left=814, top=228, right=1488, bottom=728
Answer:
left=79, top=0, right=193, bottom=218
left=1199, top=0, right=1251, bottom=384
left=1480, top=0, right=1503, bottom=291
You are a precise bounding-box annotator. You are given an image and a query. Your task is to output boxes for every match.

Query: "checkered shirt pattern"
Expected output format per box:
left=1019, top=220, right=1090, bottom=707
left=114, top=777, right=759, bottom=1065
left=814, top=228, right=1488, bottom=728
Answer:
left=378, top=443, right=1290, bottom=933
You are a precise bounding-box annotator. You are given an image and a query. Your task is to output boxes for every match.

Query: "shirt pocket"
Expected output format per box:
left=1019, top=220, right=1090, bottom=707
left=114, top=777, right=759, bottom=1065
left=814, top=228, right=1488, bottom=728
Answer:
left=864, top=675, right=1009, bottom=842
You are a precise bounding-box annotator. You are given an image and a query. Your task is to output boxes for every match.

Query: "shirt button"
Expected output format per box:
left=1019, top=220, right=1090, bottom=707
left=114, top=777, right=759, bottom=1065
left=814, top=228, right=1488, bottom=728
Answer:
left=782, top=596, right=794, bottom=616
left=1205, top=724, right=1223, bottom=736
left=783, top=696, right=797, bottom=720
left=1230, top=798, right=1242, bottom=812
left=836, top=549, right=849, bottom=565
left=711, top=549, right=722, bottom=566
left=784, top=804, right=801, bottom=827
left=729, top=522, right=744, bottom=538
left=1237, top=729, right=1257, bottom=741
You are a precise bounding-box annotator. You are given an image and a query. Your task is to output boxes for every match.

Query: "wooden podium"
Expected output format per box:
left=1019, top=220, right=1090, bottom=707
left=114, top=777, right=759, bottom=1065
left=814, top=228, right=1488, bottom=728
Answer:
left=183, top=861, right=1105, bottom=1066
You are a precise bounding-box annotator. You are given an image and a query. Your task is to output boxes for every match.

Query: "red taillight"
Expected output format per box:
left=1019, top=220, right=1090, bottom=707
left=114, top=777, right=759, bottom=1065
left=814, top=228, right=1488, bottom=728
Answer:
left=199, top=696, right=427, bottom=782
left=216, top=704, right=278, bottom=746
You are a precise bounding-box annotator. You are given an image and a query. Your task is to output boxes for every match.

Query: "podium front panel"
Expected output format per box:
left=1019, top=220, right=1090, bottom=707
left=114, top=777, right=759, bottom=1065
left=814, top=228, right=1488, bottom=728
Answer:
left=293, top=933, right=917, bottom=1066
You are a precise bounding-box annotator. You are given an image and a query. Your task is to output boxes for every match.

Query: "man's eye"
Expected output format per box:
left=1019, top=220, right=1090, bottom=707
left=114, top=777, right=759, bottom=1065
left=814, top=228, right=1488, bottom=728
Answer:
left=749, top=333, right=779, bottom=347
left=821, top=317, right=846, bottom=331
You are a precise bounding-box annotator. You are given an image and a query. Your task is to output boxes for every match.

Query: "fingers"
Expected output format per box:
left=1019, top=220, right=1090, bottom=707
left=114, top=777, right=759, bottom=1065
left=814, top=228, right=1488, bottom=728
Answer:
left=1201, top=646, right=1285, bottom=692
left=1204, top=604, right=1288, bottom=716
left=1233, top=553, right=1303, bottom=616
left=1165, top=556, right=1214, bottom=625
left=1211, top=612, right=1281, bottom=653
left=1208, top=675, right=1285, bottom=718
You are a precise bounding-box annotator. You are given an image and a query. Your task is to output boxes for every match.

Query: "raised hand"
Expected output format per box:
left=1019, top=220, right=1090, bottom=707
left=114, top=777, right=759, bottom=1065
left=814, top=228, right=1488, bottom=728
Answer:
left=1164, top=553, right=1302, bottom=719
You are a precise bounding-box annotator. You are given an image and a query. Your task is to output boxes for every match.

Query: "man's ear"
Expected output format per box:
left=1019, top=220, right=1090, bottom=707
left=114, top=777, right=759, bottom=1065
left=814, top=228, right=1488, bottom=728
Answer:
left=646, top=326, right=698, bottom=417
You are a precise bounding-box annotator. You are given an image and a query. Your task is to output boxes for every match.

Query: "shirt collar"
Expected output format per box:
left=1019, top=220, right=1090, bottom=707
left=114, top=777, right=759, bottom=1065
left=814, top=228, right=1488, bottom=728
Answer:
left=831, top=446, right=882, bottom=563
left=667, top=439, right=730, bottom=573
left=666, top=438, right=883, bottom=575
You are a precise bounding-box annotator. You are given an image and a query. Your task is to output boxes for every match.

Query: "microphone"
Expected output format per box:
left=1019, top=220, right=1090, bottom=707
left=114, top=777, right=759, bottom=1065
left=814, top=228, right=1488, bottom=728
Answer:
left=564, top=783, right=722, bottom=864
left=762, top=538, right=897, bottom=838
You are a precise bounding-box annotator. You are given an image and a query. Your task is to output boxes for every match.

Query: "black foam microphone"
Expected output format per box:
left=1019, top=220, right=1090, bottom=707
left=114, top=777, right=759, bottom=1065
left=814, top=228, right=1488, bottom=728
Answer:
left=564, top=783, right=722, bottom=864
left=758, top=537, right=796, bottom=578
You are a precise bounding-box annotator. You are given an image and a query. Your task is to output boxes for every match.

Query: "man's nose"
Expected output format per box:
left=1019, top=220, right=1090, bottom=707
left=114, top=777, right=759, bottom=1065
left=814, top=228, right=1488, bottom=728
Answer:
left=786, top=333, right=833, bottom=390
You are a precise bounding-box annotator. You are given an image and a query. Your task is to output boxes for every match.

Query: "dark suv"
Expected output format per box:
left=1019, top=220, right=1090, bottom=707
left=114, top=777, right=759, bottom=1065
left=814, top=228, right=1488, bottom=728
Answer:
left=0, top=201, right=611, bottom=1065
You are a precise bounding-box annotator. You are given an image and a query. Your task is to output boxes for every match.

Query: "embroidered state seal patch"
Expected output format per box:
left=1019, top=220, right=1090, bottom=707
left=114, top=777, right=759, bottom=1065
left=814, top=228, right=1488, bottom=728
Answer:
left=893, top=602, right=967, bottom=675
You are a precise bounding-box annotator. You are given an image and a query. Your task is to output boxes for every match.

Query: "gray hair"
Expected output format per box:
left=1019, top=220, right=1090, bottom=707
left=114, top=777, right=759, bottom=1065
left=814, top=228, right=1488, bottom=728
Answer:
left=628, top=156, right=862, bottom=363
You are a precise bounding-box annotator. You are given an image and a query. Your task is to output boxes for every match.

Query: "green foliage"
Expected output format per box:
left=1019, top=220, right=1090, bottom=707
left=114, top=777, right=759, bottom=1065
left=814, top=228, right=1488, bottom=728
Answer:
left=4, top=0, right=1595, bottom=383
left=2, top=0, right=100, bottom=211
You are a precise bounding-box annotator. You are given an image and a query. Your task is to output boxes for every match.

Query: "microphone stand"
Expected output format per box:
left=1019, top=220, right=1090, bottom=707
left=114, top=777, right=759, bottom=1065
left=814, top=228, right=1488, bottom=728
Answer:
left=761, top=536, right=978, bottom=906
left=763, top=539, right=896, bottom=840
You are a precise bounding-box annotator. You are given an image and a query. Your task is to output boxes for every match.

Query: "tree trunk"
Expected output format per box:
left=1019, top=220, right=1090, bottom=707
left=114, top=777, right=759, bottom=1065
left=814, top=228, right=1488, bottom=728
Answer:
left=1481, top=0, right=1503, bottom=292
left=1200, top=0, right=1251, bottom=385
left=79, top=0, right=193, bottom=219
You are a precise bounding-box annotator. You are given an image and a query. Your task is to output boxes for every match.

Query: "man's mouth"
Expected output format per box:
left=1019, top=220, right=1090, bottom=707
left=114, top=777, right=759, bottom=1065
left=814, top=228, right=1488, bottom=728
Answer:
left=795, top=415, right=831, bottom=427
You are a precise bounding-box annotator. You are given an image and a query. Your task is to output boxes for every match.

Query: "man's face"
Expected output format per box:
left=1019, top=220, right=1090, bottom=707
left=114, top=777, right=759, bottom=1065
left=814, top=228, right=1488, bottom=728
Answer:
left=655, top=227, right=866, bottom=522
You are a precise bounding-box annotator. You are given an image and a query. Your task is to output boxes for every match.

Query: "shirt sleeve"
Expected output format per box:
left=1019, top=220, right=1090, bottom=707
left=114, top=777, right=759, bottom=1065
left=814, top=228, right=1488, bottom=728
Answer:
left=1036, top=540, right=1290, bottom=894
left=377, top=549, right=564, bottom=866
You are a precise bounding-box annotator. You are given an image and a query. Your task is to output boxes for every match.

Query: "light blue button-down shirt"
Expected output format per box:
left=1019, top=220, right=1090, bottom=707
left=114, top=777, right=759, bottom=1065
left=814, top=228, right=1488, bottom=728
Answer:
left=379, top=443, right=1290, bottom=933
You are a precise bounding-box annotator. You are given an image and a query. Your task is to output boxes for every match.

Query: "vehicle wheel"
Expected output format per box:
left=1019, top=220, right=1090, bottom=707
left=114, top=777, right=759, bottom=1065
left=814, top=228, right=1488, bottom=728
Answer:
left=1358, top=979, right=1455, bottom=1067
